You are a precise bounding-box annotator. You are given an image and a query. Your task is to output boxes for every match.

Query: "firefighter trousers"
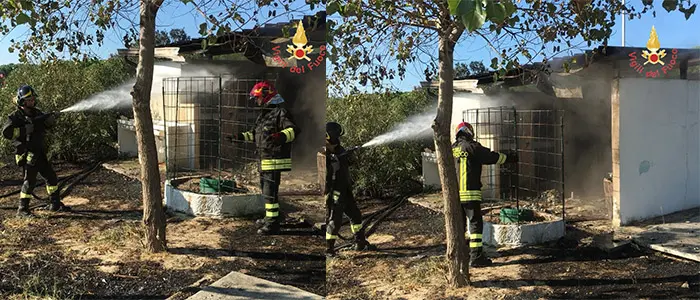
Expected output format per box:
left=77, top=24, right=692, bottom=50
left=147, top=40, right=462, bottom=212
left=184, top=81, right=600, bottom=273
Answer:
left=461, top=201, right=485, bottom=260
left=260, top=170, right=281, bottom=225
left=20, top=155, right=60, bottom=206
left=325, top=189, right=364, bottom=241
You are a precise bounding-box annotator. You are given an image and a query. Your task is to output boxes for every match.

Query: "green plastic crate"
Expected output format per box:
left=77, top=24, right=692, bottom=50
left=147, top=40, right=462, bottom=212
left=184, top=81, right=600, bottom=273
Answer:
left=499, top=208, right=534, bottom=224
left=199, top=177, right=236, bottom=194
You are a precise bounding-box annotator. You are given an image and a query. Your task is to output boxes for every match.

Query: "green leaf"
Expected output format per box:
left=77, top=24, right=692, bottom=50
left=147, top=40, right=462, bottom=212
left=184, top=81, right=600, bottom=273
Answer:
left=662, top=0, right=678, bottom=12
left=503, top=0, right=517, bottom=16
left=199, top=22, right=207, bottom=36
left=448, top=0, right=461, bottom=15
left=486, top=2, right=506, bottom=23
left=180, top=0, right=194, bottom=4
left=327, top=1, right=341, bottom=16
left=682, top=4, right=696, bottom=20
left=15, top=13, right=30, bottom=25
left=461, top=0, right=487, bottom=32
left=490, top=57, right=498, bottom=70
left=642, top=0, right=653, bottom=6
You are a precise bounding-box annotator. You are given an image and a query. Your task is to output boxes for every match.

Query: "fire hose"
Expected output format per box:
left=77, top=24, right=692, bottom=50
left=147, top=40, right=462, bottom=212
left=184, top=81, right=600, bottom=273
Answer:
left=331, top=193, right=415, bottom=252
left=323, top=144, right=423, bottom=251
left=0, top=160, right=103, bottom=209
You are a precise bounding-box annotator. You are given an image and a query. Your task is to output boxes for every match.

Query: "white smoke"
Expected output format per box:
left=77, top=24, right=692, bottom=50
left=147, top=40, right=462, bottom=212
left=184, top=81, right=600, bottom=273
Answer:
left=362, top=105, right=437, bottom=147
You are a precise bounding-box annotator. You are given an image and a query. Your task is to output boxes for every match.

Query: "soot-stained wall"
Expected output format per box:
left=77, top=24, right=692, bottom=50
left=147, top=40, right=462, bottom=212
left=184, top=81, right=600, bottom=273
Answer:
left=178, top=59, right=325, bottom=170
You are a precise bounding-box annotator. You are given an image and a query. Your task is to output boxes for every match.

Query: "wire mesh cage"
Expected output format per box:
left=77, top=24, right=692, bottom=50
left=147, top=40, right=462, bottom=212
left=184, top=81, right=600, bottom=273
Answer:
left=161, top=74, right=277, bottom=195
left=463, top=107, right=565, bottom=220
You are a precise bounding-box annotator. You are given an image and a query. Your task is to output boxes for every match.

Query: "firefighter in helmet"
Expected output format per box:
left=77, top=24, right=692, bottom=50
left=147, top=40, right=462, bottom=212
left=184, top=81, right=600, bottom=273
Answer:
left=1, top=85, right=69, bottom=217
left=452, top=121, right=517, bottom=267
left=231, top=81, right=300, bottom=235
left=324, top=122, right=373, bottom=257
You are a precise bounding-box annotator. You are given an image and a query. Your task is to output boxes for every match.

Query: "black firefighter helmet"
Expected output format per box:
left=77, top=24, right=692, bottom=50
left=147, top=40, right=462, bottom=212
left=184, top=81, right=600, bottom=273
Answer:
left=326, top=122, right=344, bottom=144
left=15, top=84, right=37, bottom=107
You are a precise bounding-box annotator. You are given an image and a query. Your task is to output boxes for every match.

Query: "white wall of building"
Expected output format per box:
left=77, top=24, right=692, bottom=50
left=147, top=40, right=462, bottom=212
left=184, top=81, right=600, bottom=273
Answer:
left=451, top=92, right=514, bottom=142
left=150, top=61, right=184, bottom=120
left=617, top=78, right=700, bottom=225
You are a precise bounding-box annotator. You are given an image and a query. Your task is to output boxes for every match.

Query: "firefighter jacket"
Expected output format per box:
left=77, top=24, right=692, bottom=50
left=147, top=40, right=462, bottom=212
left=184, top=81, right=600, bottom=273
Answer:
left=451, top=135, right=516, bottom=202
left=324, top=145, right=354, bottom=202
left=241, top=102, right=300, bottom=172
left=1, top=108, right=56, bottom=166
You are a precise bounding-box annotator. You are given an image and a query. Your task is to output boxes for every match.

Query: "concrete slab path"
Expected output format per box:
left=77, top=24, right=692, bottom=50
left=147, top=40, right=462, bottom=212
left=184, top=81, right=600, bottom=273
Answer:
left=631, top=214, right=700, bottom=263
left=186, top=271, right=325, bottom=300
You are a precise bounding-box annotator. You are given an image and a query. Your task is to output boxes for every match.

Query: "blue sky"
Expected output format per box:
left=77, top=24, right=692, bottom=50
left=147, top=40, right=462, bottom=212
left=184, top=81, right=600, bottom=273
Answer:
left=0, top=0, right=322, bottom=65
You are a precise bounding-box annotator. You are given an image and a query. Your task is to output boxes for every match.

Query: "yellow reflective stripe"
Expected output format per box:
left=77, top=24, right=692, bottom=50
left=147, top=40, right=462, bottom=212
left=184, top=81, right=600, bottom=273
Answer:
left=326, top=233, right=338, bottom=240
left=243, top=132, right=254, bottom=141
left=453, top=148, right=469, bottom=194
left=46, top=185, right=58, bottom=195
left=351, top=224, right=363, bottom=233
left=15, top=154, right=25, bottom=164
left=470, top=233, right=482, bottom=239
left=20, top=192, right=31, bottom=199
left=265, top=203, right=279, bottom=209
left=470, top=241, right=483, bottom=248
left=497, top=152, right=507, bottom=164
left=332, top=190, right=341, bottom=201
left=26, top=152, right=34, bottom=162
left=460, top=190, right=482, bottom=202
left=12, top=128, right=20, bottom=139
left=261, top=158, right=292, bottom=170
left=459, top=155, right=467, bottom=192
left=266, top=211, right=279, bottom=217
left=281, top=128, right=295, bottom=142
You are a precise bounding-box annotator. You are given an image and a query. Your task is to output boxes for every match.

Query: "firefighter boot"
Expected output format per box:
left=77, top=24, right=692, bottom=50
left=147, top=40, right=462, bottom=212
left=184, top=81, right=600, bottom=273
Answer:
left=49, top=194, right=71, bottom=212
left=325, top=239, right=336, bottom=257
left=16, top=198, right=33, bottom=218
left=257, top=220, right=280, bottom=235
left=469, top=248, right=493, bottom=268
left=353, top=230, right=376, bottom=251
left=50, top=200, right=71, bottom=212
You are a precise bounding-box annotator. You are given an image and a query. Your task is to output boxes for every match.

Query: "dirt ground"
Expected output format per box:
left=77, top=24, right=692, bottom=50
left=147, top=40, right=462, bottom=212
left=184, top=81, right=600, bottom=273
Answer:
left=0, top=160, right=326, bottom=299
left=326, top=194, right=700, bottom=300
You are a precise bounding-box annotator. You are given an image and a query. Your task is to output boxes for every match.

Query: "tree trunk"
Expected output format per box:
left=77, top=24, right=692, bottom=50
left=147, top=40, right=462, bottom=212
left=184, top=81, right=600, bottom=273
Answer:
left=432, top=33, right=469, bottom=287
left=131, top=0, right=166, bottom=253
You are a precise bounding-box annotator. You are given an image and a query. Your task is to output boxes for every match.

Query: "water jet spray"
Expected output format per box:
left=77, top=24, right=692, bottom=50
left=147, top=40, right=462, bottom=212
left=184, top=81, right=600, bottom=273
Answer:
left=360, top=107, right=436, bottom=148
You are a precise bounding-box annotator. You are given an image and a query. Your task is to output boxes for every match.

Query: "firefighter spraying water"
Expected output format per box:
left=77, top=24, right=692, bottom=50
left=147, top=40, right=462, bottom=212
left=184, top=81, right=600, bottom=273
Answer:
left=2, top=85, right=71, bottom=217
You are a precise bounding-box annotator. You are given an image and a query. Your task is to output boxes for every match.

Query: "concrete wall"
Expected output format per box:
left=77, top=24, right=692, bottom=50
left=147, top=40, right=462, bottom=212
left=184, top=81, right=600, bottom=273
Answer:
left=613, top=78, right=700, bottom=226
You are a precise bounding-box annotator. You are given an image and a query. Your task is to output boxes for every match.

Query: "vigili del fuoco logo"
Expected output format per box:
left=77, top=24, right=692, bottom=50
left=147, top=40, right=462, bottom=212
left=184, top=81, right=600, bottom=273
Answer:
left=628, top=26, right=679, bottom=78
left=270, top=21, right=326, bottom=74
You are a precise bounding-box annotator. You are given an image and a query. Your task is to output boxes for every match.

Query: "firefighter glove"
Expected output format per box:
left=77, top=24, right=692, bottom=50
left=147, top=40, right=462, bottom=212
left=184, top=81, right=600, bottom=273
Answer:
left=271, top=132, right=285, bottom=145
left=504, top=150, right=518, bottom=163
left=44, top=112, right=59, bottom=127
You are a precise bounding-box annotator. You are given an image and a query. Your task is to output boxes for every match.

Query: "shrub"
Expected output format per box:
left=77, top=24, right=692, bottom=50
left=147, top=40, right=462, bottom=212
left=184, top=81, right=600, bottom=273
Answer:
left=0, top=58, right=135, bottom=161
left=326, top=90, right=435, bottom=198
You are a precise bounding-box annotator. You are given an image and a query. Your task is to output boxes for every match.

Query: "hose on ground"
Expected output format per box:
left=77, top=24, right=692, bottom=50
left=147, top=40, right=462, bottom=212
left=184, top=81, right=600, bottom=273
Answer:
left=0, top=160, right=102, bottom=209
left=333, top=194, right=412, bottom=251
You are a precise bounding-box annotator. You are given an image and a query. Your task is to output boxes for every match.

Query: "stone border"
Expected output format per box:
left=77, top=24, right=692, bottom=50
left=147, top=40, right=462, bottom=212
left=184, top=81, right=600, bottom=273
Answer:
left=164, top=180, right=264, bottom=218
left=409, top=195, right=565, bottom=248
left=481, top=218, right=566, bottom=247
